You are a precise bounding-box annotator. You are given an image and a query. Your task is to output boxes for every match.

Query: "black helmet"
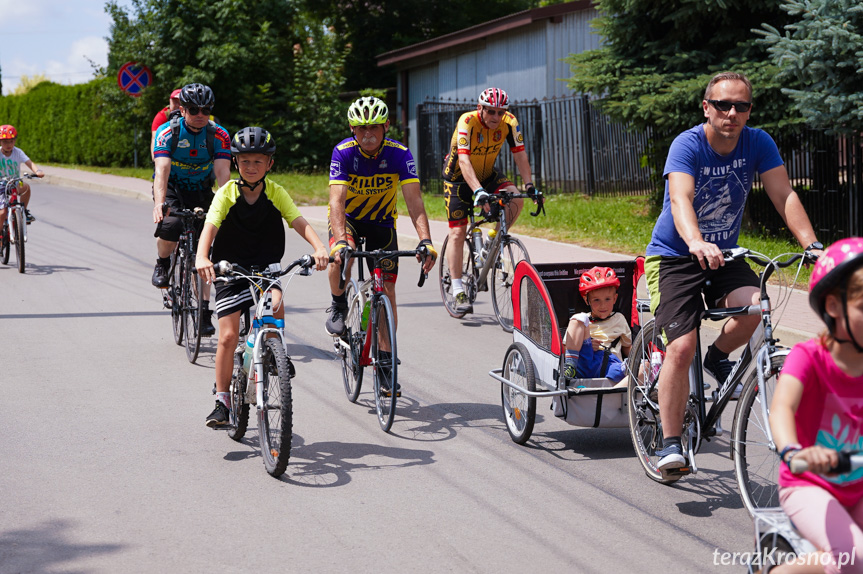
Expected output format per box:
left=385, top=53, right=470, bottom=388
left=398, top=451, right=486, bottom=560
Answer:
left=179, top=83, right=215, bottom=107
left=231, top=127, right=276, bottom=156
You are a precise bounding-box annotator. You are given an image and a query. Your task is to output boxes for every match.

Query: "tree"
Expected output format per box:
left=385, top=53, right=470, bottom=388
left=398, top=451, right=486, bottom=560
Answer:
left=565, top=0, right=802, bottom=199
left=11, top=74, right=52, bottom=96
left=307, top=0, right=538, bottom=91
left=757, top=0, right=863, bottom=133
left=105, top=0, right=348, bottom=169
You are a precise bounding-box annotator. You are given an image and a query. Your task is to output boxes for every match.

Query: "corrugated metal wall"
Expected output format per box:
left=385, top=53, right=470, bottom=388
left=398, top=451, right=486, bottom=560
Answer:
left=546, top=9, right=600, bottom=97
left=407, top=63, right=439, bottom=155
left=398, top=8, right=599, bottom=172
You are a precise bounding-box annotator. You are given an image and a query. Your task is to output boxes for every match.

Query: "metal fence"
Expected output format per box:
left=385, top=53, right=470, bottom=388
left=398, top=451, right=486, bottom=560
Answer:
left=416, top=95, right=654, bottom=196
left=748, top=129, right=863, bottom=242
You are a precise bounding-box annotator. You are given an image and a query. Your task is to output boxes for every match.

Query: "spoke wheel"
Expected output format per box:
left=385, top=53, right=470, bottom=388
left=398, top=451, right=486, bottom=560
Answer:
left=372, top=294, right=398, bottom=432
left=13, top=209, right=25, bottom=273
left=627, top=319, right=679, bottom=484
left=500, top=342, right=536, bottom=444
left=258, top=338, right=293, bottom=477
left=732, top=353, right=785, bottom=515
left=491, top=237, right=530, bottom=332
left=1, top=221, right=9, bottom=265
left=171, top=250, right=184, bottom=346
left=340, top=280, right=364, bottom=403
left=439, top=233, right=476, bottom=318
left=184, top=267, right=203, bottom=363
left=228, top=352, right=250, bottom=441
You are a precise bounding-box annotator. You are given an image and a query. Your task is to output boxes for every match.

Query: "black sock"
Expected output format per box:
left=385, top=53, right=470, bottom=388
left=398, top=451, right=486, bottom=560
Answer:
left=202, top=300, right=210, bottom=310
left=706, top=344, right=729, bottom=364
left=158, top=256, right=170, bottom=265
left=332, top=293, right=347, bottom=306
left=663, top=436, right=681, bottom=450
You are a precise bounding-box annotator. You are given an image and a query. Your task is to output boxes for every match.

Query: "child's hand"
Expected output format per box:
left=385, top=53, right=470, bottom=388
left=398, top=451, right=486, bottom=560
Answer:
left=313, top=246, right=329, bottom=271
left=794, top=446, right=840, bottom=475
left=591, top=338, right=602, bottom=351
left=196, top=255, right=214, bottom=285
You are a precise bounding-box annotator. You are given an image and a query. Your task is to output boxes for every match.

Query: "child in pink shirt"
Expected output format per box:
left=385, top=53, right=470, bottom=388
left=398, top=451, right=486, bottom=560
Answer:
left=767, top=238, right=863, bottom=574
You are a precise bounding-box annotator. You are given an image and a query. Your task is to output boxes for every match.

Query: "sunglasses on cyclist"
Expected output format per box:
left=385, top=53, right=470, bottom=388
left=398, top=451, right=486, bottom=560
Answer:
left=483, top=107, right=506, bottom=117
left=708, top=100, right=752, bottom=113
left=184, top=105, right=213, bottom=116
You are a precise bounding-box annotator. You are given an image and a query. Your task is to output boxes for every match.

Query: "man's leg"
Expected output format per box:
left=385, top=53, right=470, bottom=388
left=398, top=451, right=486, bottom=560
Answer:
left=325, top=239, right=355, bottom=336
left=152, top=238, right=177, bottom=287
left=656, top=329, right=698, bottom=471
left=703, top=286, right=760, bottom=392
left=500, top=184, right=524, bottom=228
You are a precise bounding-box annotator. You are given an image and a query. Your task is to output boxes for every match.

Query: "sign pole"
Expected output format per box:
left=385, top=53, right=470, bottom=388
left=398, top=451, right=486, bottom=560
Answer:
left=134, top=128, right=139, bottom=169
left=117, top=62, right=152, bottom=170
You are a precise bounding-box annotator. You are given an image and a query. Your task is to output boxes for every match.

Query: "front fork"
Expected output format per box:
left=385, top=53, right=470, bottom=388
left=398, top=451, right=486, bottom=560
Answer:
left=250, top=328, right=285, bottom=411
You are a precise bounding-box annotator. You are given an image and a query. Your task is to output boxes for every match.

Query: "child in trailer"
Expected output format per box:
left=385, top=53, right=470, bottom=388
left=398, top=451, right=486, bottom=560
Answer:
left=762, top=237, right=863, bottom=574
left=563, top=266, right=632, bottom=385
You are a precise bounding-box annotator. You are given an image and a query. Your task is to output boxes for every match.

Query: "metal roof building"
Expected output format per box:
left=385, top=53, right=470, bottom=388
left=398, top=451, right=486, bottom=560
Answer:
left=376, top=1, right=599, bottom=156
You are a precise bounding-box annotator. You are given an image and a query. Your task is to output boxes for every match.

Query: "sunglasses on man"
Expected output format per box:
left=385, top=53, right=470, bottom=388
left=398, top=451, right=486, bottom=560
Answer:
left=184, top=105, right=213, bottom=116
left=483, top=107, right=506, bottom=117
left=708, top=100, right=752, bottom=113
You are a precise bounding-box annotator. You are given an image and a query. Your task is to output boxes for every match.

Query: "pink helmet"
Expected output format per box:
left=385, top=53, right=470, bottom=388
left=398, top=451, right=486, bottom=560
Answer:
left=579, top=266, right=620, bottom=297
left=478, top=88, right=509, bottom=109
left=0, top=125, right=17, bottom=139
left=809, top=237, right=863, bottom=349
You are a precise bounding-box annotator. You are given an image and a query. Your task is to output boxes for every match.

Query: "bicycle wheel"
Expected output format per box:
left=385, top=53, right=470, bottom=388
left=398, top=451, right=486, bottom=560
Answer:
left=258, top=338, right=292, bottom=477
left=627, top=319, right=680, bottom=484
left=439, top=233, right=476, bottom=318
left=13, top=209, right=25, bottom=273
left=732, top=352, right=786, bottom=515
left=500, top=342, right=537, bottom=444
left=228, top=352, right=250, bottom=441
left=184, top=267, right=203, bottom=363
left=171, top=249, right=184, bottom=346
left=1, top=221, right=9, bottom=265
left=340, top=280, right=364, bottom=403
left=372, top=294, right=398, bottom=432
left=491, top=237, right=530, bottom=332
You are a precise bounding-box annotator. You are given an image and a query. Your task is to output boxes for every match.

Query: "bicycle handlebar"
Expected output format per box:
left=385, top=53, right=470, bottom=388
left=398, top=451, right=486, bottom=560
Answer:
left=791, top=450, right=862, bottom=475
left=161, top=205, right=207, bottom=219
left=214, top=254, right=320, bottom=283
left=337, top=248, right=427, bottom=290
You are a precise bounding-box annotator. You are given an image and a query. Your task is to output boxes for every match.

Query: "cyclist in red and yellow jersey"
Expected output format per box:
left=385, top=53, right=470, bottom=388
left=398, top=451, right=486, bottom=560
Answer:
left=442, top=88, right=537, bottom=314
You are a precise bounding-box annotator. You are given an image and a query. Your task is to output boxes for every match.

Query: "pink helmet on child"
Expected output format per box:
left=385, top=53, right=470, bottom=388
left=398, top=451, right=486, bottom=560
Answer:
left=0, top=125, right=17, bottom=139
left=809, top=237, right=863, bottom=350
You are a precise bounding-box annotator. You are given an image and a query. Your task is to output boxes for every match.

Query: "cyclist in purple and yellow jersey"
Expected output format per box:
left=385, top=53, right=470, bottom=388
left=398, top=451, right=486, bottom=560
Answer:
left=325, top=96, right=437, bottom=340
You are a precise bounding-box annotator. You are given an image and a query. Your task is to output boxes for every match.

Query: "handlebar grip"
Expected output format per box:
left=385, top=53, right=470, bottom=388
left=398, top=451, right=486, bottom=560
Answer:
left=790, top=451, right=856, bottom=475
left=418, top=271, right=426, bottom=288
left=215, top=260, right=233, bottom=275
left=789, top=457, right=808, bottom=474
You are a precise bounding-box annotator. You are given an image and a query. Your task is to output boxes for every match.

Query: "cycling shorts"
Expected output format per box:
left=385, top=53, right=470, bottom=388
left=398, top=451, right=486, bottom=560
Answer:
left=443, top=169, right=512, bottom=227
left=644, top=255, right=760, bottom=343
left=214, top=277, right=282, bottom=319
left=328, top=217, right=399, bottom=283
left=154, top=182, right=210, bottom=241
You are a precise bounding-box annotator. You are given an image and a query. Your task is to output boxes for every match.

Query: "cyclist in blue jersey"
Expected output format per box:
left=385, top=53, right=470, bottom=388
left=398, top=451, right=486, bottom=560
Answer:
left=325, top=96, right=437, bottom=338
left=645, top=72, right=822, bottom=479
left=151, top=83, right=231, bottom=336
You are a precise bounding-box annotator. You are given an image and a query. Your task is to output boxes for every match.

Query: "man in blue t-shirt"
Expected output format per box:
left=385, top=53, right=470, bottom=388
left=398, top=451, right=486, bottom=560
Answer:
left=644, top=72, right=822, bottom=478
left=151, top=83, right=231, bottom=336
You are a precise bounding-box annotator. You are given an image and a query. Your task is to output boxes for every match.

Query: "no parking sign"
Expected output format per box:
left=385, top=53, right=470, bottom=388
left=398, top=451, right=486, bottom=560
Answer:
left=117, top=62, right=152, bottom=97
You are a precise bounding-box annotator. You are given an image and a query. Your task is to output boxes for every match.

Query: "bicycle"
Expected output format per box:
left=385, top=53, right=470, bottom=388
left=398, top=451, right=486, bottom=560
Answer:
left=214, top=254, right=317, bottom=478
left=161, top=206, right=208, bottom=363
left=0, top=173, right=36, bottom=274
left=627, top=248, right=815, bottom=515
left=439, top=189, right=545, bottom=332
left=332, top=240, right=427, bottom=432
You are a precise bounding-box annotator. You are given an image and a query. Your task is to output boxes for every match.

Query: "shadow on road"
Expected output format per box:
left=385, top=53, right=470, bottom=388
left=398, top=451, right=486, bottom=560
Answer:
left=0, top=310, right=169, bottom=320
left=5, top=263, right=93, bottom=276
left=0, top=520, right=124, bottom=573
left=661, top=467, right=746, bottom=517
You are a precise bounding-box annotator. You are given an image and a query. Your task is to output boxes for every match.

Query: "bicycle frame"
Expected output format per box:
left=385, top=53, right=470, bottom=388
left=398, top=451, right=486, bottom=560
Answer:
left=2, top=178, right=28, bottom=244
left=244, top=285, right=287, bottom=409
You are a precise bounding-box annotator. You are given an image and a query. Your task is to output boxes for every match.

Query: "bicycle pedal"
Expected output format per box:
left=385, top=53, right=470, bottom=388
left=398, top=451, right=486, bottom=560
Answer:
left=661, top=465, right=692, bottom=479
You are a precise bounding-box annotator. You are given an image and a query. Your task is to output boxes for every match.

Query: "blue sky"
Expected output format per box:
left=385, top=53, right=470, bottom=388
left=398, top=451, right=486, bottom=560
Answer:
left=1, top=0, right=133, bottom=95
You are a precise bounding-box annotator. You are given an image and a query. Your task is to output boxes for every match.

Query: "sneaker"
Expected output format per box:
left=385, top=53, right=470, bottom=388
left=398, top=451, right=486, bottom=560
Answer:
left=151, top=259, right=170, bottom=288
left=563, top=362, right=577, bottom=379
left=325, top=303, right=348, bottom=336
left=206, top=400, right=230, bottom=428
left=703, top=355, right=742, bottom=399
left=656, top=442, right=691, bottom=477
left=200, top=309, right=216, bottom=337
left=25, top=209, right=35, bottom=224
left=454, top=291, right=473, bottom=314
left=378, top=375, right=401, bottom=397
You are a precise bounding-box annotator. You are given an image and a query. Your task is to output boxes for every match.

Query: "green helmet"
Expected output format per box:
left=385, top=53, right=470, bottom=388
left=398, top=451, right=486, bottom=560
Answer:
left=347, top=96, right=388, bottom=126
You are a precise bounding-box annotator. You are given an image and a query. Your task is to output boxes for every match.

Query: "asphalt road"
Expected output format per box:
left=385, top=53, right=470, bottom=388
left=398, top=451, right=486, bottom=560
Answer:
left=1, top=183, right=757, bottom=573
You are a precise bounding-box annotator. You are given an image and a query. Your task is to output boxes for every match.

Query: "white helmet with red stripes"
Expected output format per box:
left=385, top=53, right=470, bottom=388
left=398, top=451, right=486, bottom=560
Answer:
left=478, top=88, right=509, bottom=109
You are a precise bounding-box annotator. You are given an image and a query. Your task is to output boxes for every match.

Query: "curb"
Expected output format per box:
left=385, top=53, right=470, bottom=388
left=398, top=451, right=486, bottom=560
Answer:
left=43, top=174, right=152, bottom=202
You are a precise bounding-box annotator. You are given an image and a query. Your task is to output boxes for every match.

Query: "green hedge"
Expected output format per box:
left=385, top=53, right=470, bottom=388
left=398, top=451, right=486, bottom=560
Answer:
left=0, top=78, right=148, bottom=167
